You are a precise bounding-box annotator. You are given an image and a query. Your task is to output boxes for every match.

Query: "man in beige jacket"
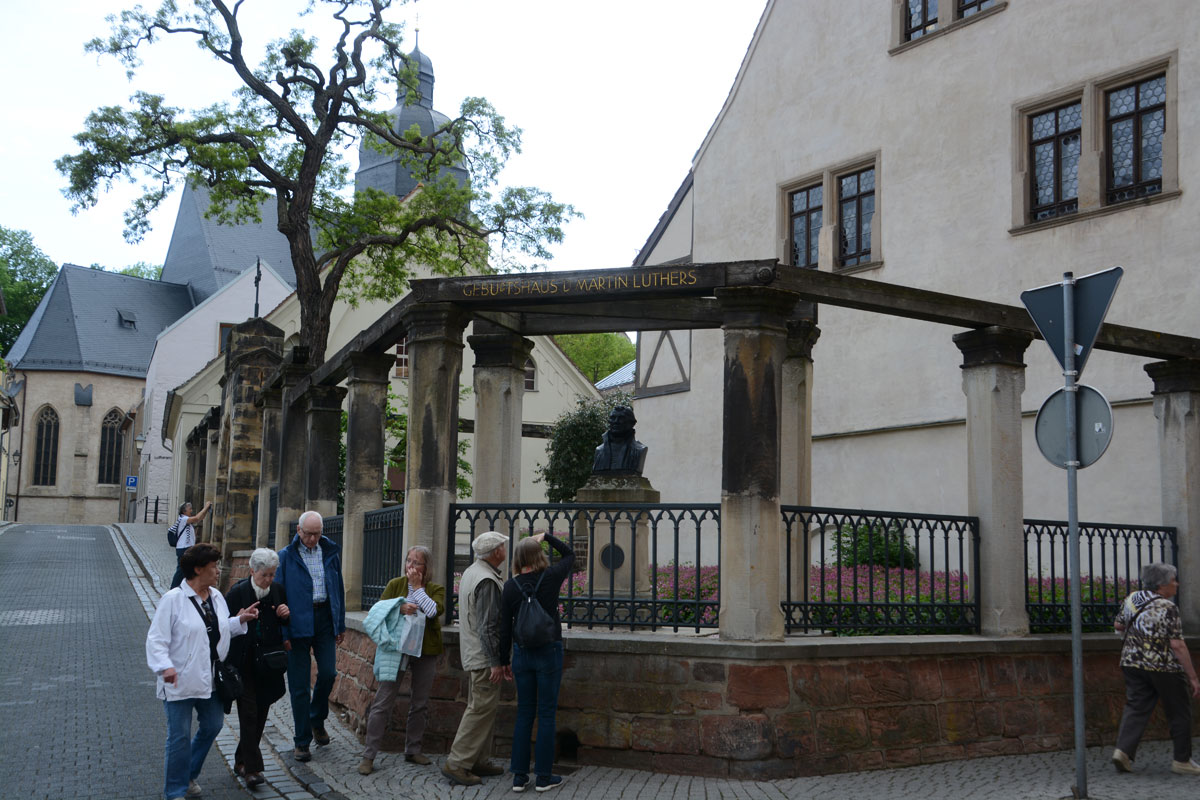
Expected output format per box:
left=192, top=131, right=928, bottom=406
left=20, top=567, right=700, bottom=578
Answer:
left=442, top=531, right=509, bottom=786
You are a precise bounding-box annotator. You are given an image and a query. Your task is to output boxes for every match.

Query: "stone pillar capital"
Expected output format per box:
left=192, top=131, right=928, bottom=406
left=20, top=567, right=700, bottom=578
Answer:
left=716, top=286, right=800, bottom=332
left=346, top=352, right=396, bottom=386
left=1145, top=359, right=1200, bottom=395
left=302, top=384, right=348, bottom=414
left=785, top=320, right=821, bottom=361
left=403, top=303, right=470, bottom=347
left=953, top=326, right=1034, bottom=369
left=468, top=330, right=534, bottom=371
left=255, top=385, right=283, bottom=411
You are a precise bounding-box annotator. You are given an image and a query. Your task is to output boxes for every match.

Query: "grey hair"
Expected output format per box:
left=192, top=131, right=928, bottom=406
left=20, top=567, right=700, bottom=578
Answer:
left=1141, top=562, right=1177, bottom=592
left=297, top=510, right=323, bottom=532
left=406, top=545, right=433, bottom=581
left=249, top=548, right=280, bottom=572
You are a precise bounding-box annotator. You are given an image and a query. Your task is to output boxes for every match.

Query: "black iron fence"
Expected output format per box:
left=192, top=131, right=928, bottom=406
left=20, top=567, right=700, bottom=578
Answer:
left=1024, top=519, right=1177, bottom=632
left=449, top=503, right=722, bottom=633
left=780, top=506, right=980, bottom=635
left=362, top=506, right=405, bottom=608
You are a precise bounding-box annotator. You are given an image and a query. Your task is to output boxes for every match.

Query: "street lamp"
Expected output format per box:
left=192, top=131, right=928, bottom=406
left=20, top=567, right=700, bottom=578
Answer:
left=11, top=450, right=19, bottom=465
left=134, top=434, right=146, bottom=454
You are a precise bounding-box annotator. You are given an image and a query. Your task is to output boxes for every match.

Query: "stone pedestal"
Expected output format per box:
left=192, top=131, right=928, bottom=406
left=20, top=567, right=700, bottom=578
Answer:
left=953, top=326, right=1033, bottom=636
left=1146, top=359, right=1200, bottom=628
left=575, top=474, right=661, bottom=598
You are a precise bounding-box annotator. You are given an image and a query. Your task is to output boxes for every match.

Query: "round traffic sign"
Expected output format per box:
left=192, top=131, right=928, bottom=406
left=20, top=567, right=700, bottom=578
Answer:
left=1035, top=384, right=1114, bottom=469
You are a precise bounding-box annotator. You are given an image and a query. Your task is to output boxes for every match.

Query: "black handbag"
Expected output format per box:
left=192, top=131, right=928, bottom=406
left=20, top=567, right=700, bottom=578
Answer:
left=256, top=648, right=289, bottom=674
left=189, top=595, right=243, bottom=710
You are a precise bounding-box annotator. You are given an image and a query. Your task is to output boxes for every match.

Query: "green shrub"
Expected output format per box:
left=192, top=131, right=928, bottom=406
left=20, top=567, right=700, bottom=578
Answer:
left=834, top=521, right=916, bottom=569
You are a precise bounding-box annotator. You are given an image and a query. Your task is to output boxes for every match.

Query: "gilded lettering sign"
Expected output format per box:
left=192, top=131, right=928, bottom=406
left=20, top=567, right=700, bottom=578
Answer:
left=457, top=268, right=700, bottom=299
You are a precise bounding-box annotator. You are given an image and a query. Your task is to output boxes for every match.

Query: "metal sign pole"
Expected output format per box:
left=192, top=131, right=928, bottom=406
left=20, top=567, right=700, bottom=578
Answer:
left=1062, top=272, right=1087, bottom=798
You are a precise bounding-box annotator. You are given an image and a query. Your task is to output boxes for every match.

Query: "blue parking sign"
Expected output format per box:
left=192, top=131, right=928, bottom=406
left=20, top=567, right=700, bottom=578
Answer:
left=125, top=475, right=138, bottom=490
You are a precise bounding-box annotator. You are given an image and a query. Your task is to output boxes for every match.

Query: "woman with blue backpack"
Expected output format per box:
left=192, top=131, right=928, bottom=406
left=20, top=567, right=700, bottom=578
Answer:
left=498, top=532, right=574, bottom=793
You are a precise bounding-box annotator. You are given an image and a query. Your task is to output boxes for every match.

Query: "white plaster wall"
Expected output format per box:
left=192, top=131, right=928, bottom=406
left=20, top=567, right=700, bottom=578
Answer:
left=142, top=265, right=292, bottom=505
left=634, top=0, right=1194, bottom=527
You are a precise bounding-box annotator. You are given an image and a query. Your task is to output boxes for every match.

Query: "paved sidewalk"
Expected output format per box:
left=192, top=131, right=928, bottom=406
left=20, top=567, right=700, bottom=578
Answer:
left=114, top=523, right=1199, bottom=800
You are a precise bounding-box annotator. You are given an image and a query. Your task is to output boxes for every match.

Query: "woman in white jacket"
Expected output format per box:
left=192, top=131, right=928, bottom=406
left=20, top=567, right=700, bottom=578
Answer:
left=146, top=543, right=258, bottom=800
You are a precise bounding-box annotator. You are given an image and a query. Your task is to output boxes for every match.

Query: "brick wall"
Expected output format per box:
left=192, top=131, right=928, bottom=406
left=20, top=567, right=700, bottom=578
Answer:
left=328, top=626, right=1199, bottom=779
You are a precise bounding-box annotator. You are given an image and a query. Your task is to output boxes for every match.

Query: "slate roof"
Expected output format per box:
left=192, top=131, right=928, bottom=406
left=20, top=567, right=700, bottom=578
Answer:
left=595, top=358, right=636, bottom=391
left=5, top=265, right=195, bottom=378
left=160, top=183, right=298, bottom=302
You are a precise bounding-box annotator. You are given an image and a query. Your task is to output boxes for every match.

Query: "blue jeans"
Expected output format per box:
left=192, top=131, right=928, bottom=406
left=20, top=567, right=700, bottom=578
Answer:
left=170, top=548, right=188, bottom=589
left=287, top=604, right=337, bottom=747
left=163, top=694, right=223, bottom=800
left=510, top=641, right=563, bottom=778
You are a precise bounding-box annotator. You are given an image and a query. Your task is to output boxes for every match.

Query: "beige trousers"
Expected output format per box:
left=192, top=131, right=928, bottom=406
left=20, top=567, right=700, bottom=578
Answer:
left=446, top=667, right=501, bottom=769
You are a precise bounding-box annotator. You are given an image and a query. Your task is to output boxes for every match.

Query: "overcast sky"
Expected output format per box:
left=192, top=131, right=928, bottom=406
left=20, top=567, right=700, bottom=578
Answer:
left=0, top=0, right=765, bottom=275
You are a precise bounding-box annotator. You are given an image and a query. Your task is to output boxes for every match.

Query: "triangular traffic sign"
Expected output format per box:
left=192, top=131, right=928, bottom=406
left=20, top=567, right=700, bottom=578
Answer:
left=1020, top=266, right=1123, bottom=376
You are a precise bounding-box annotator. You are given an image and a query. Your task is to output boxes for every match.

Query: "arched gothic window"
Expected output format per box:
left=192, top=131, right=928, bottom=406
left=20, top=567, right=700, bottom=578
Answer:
left=524, top=358, right=537, bottom=391
left=32, top=406, right=59, bottom=486
left=98, top=409, right=124, bottom=485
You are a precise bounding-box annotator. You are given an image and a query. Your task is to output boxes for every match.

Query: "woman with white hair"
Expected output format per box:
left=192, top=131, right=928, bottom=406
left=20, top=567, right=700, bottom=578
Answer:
left=226, top=548, right=292, bottom=788
left=1111, top=561, right=1200, bottom=776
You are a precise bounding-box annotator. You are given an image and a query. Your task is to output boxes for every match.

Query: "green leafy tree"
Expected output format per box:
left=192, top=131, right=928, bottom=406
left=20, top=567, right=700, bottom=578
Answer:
left=58, top=0, right=576, bottom=364
left=89, top=261, right=164, bottom=280
left=554, top=332, right=635, bottom=383
left=536, top=391, right=632, bottom=502
left=0, top=226, right=59, bottom=357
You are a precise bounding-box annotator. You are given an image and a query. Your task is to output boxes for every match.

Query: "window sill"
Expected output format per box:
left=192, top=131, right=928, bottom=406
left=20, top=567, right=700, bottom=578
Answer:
left=834, top=260, right=884, bottom=276
left=1009, top=189, right=1181, bottom=236
left=889, top=2, right=1007, bottom=56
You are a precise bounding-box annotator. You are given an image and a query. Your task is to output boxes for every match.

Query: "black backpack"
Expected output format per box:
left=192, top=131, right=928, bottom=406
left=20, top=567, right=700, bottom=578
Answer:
left=167, top=517, right=181, bottom=548
left=513, top=570, right=557, bottom=649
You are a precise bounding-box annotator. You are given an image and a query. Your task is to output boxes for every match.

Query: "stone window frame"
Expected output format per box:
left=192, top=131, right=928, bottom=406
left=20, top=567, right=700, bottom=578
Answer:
left=779, top=152, right=883, bottom=275
left=97, top=408, right=124, bottom=485
left=1010, top=53, right=1179, bottom=235
left=32, top=404, right=60, bottom=487
left=890, top=0, right=1006, bottom=55
left=218, top=322, right=235, bottom=354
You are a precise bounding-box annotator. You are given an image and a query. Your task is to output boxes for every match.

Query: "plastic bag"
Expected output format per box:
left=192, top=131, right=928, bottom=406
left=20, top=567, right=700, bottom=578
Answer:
left=399, top=610, right=425, bottom=657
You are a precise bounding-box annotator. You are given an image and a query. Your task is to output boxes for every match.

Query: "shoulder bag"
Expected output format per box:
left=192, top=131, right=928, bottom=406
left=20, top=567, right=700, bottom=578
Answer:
left=189, top=595, right=243, bottom=709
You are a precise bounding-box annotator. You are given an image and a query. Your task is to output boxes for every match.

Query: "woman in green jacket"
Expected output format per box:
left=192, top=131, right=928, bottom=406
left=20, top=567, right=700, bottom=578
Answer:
left=358, top=545, right=444, bottom=775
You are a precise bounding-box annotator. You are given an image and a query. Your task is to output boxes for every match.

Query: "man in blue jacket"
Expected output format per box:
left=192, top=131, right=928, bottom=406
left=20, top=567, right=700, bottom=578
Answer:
left=277, top=510, right=346, bottom=762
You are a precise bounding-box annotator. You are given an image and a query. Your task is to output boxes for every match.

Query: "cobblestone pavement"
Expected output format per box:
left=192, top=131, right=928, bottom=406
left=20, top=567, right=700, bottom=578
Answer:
left=0, top=523, right=251, bottom=800
left=111, top=523, right=1199, bottom=800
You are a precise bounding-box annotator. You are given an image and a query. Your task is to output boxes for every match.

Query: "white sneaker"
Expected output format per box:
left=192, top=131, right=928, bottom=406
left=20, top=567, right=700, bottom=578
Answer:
left=1112, top=748, right=1133, bottom=772
left=186, top=780, right=202, bottom=797
left=1171, top=759, right=1200, bottom=775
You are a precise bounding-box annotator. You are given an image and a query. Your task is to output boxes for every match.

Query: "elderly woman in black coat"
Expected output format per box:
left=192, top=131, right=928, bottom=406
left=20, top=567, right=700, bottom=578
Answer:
left=226, top=548, right=291, bottom=788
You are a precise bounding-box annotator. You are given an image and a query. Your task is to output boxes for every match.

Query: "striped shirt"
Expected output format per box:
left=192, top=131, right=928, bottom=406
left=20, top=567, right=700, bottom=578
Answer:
left=407, top=586, right=438, bottom=617
left=301, top=542, right=327, bottom=603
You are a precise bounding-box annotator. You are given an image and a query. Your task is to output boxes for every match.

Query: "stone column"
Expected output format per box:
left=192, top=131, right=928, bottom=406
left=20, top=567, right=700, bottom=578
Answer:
left=403, top=303, right=469, bottom=588
left=953, top=326, right=1034, bottom=636
left=468, top=324, right=533, bottom=504
left=303, top=384, right=348, bottom=519
left=204, top=424, right=219, bottom=543
left=219, top=318, right=283, bottom=556
left=342, top=352, right=394, bottom=612
left=1145, top=359, right=1200, bottom=628
left=255, top=387, right=282, bottom=549
left=781, top=318, right=820, bottom=605
left=276, top=349, right=312, bottom=549
left=716, top=286, right=797, bottom=642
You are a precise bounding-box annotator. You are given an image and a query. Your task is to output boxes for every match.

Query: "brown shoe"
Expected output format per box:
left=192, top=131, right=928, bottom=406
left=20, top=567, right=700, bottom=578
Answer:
left=357, top=757, right=374, bottom=775
left=405, top=753, right=432, bottom=766
left=312, top=725, right=331, bottom=746
left=471, top=761, right=504, bottom=777
left=294, top=745, right=312, bottom=762
left=441, top=763, right=481, bottom=786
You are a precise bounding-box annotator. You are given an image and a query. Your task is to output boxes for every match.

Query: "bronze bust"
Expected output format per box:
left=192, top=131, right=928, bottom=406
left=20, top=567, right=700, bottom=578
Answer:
left=592, top=406, right=648, bottom=475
